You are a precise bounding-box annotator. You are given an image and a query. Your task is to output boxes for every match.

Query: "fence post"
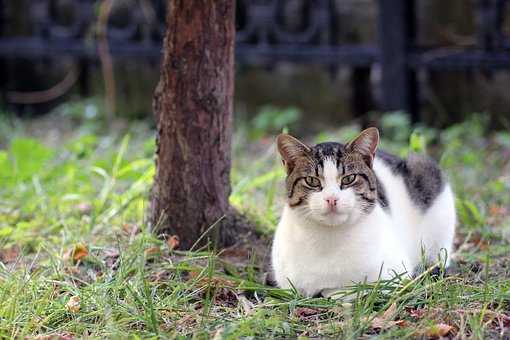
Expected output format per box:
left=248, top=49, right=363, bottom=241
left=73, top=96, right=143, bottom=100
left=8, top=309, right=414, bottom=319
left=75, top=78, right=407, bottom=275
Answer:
left=351, top=67, right=374, bottom=126
left=378, top=0, right=418, bottom=122
left=0, top=0, right=7, bottom=112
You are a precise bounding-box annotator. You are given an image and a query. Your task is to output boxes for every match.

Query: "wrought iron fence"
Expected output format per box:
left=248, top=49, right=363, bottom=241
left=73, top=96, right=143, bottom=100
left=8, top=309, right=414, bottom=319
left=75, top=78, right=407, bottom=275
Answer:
left=1, top=0, right=510, bottom=121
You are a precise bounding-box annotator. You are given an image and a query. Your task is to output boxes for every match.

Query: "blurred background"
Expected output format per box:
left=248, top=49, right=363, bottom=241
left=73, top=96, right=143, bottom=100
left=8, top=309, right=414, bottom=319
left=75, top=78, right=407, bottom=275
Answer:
left=1, top=0, right=510, bottom=134
left=1, top=2, right=510, bottom=337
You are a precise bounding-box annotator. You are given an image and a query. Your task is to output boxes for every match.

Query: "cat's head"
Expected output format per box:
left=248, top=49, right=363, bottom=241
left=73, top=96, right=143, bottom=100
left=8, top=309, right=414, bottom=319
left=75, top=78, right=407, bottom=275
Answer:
left=277, top=127, right=379, bottom=227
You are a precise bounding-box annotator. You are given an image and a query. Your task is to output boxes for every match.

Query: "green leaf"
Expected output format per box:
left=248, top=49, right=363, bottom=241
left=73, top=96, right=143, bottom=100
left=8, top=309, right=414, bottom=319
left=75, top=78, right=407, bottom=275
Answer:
left=409, top=131, right=427, bottom=153
left=10, top=138, right=54, bottom=181
left=0, top=150, right=12, bottom=185
left=0, top=226, right=13, bottom=237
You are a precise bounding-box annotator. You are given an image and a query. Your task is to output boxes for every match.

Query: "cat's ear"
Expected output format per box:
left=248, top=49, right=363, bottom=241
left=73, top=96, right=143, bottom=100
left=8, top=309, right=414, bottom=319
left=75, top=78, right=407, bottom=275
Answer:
left=277, top=134, right=311, bottom=173
left=346, top=127, right=379, bottom=167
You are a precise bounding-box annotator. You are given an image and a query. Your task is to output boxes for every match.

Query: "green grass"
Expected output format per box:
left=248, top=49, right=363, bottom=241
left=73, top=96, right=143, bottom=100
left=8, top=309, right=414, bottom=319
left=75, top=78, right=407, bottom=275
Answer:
left=0, top=108, right=509, bottom=338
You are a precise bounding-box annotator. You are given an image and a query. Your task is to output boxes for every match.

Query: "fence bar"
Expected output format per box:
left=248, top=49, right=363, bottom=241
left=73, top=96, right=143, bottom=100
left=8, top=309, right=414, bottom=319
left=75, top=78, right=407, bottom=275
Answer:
left=351, top=67, right=374, bottom=121
left=0, top=0, right=6, bottom=109
left=378, top=0, right=418, bottom=122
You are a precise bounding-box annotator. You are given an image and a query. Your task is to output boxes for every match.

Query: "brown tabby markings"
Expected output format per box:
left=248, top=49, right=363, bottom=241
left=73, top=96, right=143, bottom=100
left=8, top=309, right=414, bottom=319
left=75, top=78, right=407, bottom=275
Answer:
left=284, top=142, right=380, bottom=214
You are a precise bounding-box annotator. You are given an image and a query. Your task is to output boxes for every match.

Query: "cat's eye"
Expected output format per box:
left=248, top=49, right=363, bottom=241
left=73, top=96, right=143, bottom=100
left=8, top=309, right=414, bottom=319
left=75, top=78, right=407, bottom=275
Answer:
left=341, top=174, right=357, bottom=186
left=304, top=176, right=321, bottom=188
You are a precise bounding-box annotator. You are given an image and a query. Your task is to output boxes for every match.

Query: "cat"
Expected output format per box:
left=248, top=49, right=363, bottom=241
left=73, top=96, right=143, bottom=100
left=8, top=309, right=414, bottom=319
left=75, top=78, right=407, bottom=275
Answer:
left=271, top=127, right=456, bottom=297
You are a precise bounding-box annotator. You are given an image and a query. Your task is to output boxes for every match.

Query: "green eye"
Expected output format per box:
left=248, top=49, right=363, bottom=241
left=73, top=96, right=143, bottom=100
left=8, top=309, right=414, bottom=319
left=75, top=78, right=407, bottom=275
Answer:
left=304, top=176, right=321, bottom=188
left=341, top=174, right=357, bottom=186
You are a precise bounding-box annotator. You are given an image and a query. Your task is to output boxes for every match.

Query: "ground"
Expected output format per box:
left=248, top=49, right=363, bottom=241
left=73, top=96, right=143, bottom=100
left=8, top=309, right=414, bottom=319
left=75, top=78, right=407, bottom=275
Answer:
left=0, top=104, right=509, bottom=339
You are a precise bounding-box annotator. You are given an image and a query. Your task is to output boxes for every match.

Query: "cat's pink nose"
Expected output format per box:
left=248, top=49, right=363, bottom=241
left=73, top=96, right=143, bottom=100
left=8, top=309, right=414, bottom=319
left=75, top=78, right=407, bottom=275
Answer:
left=325, top=196, right=338, bottom=209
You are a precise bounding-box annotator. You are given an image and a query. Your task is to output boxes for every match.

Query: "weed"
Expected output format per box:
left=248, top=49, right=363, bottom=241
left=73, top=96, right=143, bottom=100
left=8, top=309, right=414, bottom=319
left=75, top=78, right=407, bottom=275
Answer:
left=0, top=109, right=509, bottom=338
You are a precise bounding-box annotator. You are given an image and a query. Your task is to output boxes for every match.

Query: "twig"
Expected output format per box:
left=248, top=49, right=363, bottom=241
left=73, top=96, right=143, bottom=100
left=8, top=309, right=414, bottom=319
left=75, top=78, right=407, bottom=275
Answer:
left=7, top=66, right=78, bottom=104
left=97, top=0, right=116, bottom=118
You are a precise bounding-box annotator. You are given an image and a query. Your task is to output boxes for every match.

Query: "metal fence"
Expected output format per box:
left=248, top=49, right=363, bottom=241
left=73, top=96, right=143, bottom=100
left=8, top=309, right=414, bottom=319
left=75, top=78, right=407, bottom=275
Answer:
left=1, top=0, right=510, bottom=121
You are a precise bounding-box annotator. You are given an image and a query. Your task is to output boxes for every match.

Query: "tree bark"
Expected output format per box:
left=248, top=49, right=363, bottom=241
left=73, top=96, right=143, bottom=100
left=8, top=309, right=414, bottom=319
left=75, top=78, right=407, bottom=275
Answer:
left=150, top=0, right=238, bottom=249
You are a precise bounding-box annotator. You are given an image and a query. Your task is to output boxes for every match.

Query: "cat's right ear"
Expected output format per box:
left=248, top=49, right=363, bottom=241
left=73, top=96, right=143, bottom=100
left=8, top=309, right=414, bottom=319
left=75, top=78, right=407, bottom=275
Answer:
left=276, top=134, right=311, bottom=174
left=346, top=127, right=379, bottom=167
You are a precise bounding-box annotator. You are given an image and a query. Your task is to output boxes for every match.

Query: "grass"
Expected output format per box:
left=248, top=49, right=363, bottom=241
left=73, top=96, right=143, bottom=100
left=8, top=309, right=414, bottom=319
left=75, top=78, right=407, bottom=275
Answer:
left=0, top=106, right=509, bottom=338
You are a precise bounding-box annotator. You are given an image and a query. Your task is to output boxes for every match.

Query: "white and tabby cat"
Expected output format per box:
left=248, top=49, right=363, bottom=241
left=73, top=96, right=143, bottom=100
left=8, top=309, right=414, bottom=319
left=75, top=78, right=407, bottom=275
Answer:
left=271, top=128, right=456, bottom=297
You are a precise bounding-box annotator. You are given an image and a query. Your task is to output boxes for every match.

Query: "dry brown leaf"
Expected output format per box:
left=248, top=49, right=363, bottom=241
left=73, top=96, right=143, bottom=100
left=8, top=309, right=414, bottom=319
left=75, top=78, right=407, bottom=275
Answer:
left=371, top=318, right=406, bottom=330
left=167, top=235, right=180, bottom=250
left=150, top=270, right=169, bottom=282
left=239, top=295, right=254, bottom=316
left=425, top=323, right=453, bottom=337
left=382, top=303, right=397, bottom=319
left=103, top=248, right=120, bottom=269
left=144, top=246, right=161, bottom=257
left=0, top=245, right=20, bottom=263
left=502, top=314, right=510, bottom=327
left=123, top=223, right=140, bottom=235
left=212, top=327, right=224, bottom=340
left=63, top=266, right=80, bottom=275
left=489, top=204, right=508, bottom=217
left=371, top=303, right=405, bottom=330
left=64, top=244, right=89, bottom=263
left=214, top=288, right=238, bottom=307
left=72, top=244, right=88, bottom=262
left=408, top=308, right=427, bottom=320
left=65, top=296, right=81, bottom=313
left=187, top=270, right=237, bottom=289
left=470, top=233, right=490, bottom=251
left=294, top=307, right=320, bottom=321
left=176, top=313, right=196, bottom=329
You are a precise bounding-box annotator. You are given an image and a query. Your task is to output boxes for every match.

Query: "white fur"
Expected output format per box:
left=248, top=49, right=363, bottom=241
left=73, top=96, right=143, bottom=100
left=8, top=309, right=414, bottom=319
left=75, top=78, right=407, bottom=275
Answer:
left=271, top=157, right=456, bottom=297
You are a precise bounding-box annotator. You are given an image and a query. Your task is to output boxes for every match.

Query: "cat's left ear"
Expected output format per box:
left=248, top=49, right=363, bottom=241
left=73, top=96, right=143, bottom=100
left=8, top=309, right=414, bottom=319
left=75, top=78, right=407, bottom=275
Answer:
left=277, top=134, right=311, bottom=174
left=346, top=127, right=379, bottom=167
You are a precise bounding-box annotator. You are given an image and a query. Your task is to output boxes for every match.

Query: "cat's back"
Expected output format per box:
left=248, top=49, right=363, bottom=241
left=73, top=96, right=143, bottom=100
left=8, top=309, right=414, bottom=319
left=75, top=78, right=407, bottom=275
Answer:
left=374, top=149, right=446, bottom=212
left=373, top=149, right=456, bottom=267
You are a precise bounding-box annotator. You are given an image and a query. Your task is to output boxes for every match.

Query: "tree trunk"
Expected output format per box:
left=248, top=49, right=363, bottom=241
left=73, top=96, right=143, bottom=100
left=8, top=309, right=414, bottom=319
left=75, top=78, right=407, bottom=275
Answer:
left=150, top=0, right=238, bottom=249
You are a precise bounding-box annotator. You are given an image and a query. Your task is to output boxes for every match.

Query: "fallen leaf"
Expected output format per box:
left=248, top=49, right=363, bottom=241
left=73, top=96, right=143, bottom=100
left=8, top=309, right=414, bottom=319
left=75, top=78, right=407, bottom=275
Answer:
left=238, top=295, right=254, bottom=316
left=167, top=235, right=180, bottom=250
left=175, top=313, right=196, bottom=329
left=150, top=270, right=169, bottom=282
left=219, top=245, right=249, bottom=259
left=371, top=303, right=405, bottom=330
left=382, top=302, right=397, bottom=319
left=187, top=270, right=237, bottom=289
left=72, top=244, right=88, bottom=262
left=470, top=233, right=490, bottom=251
left=294, top=307, right=320, bottom=321
left=63, top=266, right=80, bottom=275
left=65, top=296, right=81, bottom=313
left=214, top=288, right=238, bottom=307
left=103, top=248, right=120, bottom=269
left=103, top=248, right=119, bottom=257
left=64, top=244, right=89, bottom=263
left=122, top=223, right=141, bottom=245
left=502, top=314, right=510, bottom=327
left=425, top=323, right=453, bottom=337
left=408, top=308, right=427, bottom=320
left=144, top=246, right=161, bottom=257
left=0, top=245, right=20, bottom=263
left=371, top=318, right=406, bottom=330
left=212, top=327, right=224, bottom=340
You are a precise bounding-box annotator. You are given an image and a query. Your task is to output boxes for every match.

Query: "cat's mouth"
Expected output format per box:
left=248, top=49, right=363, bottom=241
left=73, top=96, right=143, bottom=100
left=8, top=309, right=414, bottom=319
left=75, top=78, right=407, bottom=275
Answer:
left=322, top=206, right=349, bottom=216
left=321, top=210, right=350, bottom=221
